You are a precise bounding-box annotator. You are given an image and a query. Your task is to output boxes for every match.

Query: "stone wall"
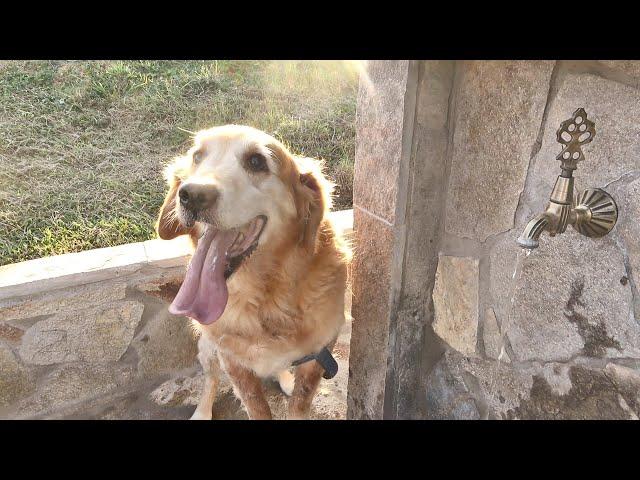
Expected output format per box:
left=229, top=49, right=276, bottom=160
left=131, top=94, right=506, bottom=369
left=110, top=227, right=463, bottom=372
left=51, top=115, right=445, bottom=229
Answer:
left=348, top=60, right=640, bottom=419
left=0, top=210, right=352, bottom=419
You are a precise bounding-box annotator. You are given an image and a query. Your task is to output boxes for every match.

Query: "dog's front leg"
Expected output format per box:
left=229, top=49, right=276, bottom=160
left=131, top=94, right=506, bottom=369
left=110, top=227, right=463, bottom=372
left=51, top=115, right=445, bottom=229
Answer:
left=287, top=339, right=338, bottom=420
left=220, top=354, right=272, bottom=420
left=191, top=335, right=221, bottom=420
left=287, top=360, right=325, bottom=420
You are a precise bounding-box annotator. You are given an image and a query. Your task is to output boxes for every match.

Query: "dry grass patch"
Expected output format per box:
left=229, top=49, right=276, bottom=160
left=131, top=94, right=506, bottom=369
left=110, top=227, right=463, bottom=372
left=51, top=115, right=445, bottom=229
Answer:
left=0, top=60, right=357, bottom=265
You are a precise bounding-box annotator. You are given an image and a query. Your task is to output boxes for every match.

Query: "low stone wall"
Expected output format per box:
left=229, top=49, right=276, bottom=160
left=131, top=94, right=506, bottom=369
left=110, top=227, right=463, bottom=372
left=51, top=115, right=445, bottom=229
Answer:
left=0, top=209, right=353, bottom=419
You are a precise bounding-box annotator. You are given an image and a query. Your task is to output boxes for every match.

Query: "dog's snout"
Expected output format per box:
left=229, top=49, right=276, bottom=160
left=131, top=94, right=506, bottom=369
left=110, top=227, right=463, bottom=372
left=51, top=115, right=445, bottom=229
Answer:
left=178, top=183, right=219, bottom=212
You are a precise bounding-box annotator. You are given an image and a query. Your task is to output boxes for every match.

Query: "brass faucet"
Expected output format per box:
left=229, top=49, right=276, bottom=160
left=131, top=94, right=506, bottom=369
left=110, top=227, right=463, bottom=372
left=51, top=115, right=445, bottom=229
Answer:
left=517, top=108, right=618, bottom=249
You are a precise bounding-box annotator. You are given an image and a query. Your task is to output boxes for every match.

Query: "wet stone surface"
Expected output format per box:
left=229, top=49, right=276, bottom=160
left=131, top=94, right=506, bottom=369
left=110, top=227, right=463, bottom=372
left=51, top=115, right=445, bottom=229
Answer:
left=426, top=350, right=640, bottom=420
left=490, top=233, right=639, bottom=362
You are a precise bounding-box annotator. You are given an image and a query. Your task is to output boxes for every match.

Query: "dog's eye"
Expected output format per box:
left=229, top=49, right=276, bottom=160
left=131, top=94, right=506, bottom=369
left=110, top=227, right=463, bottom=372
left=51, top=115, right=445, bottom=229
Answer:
left=246, top=153, right=268, bottom=172
left=193, top=150, right=204, bottom=164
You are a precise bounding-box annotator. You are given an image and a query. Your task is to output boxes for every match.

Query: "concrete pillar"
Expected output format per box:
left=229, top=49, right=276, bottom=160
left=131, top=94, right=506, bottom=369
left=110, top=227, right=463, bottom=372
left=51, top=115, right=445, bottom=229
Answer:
left=347, top=61, right=455, bottom=419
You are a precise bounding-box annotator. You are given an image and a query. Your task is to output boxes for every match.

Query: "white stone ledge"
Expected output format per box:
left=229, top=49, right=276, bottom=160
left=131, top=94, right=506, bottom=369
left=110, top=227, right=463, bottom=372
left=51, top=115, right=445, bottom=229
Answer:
left=0, top=209, right=353, bottom=301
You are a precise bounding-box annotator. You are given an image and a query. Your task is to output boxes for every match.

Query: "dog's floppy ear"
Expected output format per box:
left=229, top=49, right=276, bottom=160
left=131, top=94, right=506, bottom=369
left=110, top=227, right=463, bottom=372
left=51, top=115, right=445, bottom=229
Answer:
left=156, top=175, right=190, bottom=240
left=267, top=141, right=333, bottom=253
left=295, top=171, right=323, bottom=252
left=292, top=156, right=333, bottom=253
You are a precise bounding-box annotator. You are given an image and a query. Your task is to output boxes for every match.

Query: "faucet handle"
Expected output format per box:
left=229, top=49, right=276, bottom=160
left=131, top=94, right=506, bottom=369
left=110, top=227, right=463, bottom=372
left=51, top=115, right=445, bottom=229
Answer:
left=556, top=108, right=596, bottom=171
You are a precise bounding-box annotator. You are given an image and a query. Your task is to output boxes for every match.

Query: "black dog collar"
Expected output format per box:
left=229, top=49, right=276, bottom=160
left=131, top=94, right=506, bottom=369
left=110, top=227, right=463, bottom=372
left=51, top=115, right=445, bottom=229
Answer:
left=291, top=346, right=338, bottom=379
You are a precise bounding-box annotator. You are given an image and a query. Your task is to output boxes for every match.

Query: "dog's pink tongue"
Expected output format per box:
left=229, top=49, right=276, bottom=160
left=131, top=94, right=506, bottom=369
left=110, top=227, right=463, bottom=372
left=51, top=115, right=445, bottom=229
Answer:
left=169, top=227, right=238, bottom=325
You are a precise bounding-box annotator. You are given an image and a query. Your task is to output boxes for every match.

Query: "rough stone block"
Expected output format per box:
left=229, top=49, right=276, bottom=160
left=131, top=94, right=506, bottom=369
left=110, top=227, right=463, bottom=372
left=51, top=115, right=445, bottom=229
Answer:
left=347, top=209, right=394, bottom=419
left=0, top=343, right=33, bottom=407
left=425, top=352, right=480, bottom=420
left=432, top=255, right=479, bottom=357
left=445, top=60, right=555, bottom=241
left=525, top=72, right=640, bottom=218
left=135, top=270, right=184, bottom=304
left=509, top=363, right=639, bottom=420
left=353, top=60, right=412, bottom=224
left=0, top=323, right=24, bottom=344
left=490, top=233, right=639, bottom=362
left=426, top=350, right=640, bottom=419
left=609, top=178, right=640, bottom=290
left=18, top=301, right=144, bottom=365
left=132, top=308, right=198, bottom=378
left=0, top=281, right=126, bottom=322
left=597, top=60, right=640, bottom=81
left=604, top=363, right=640, bottom=417
left=426, top=350, right=532, bottom=419
left=12, top=363, right=135, bottom=418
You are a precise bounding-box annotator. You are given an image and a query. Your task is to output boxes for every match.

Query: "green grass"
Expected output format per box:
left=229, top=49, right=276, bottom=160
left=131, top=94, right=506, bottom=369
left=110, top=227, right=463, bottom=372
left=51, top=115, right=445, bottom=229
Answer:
left=0, top=60, right=358, bottom=266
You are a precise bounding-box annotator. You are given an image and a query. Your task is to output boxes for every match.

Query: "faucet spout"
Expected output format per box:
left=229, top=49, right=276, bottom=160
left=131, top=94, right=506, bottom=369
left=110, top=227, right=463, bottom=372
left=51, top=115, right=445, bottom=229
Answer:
left=517, top=213, right=550, bottom=249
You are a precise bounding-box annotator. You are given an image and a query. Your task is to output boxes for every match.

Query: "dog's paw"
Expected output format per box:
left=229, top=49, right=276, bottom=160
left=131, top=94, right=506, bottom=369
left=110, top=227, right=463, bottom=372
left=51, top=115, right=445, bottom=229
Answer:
left=190, top=409, right=213, bottom=420
left=277, top=370, right=295, bottom=396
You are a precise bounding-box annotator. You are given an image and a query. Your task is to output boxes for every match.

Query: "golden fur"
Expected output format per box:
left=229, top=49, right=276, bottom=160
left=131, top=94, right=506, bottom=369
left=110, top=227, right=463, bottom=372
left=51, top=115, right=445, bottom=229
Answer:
left=156, top=125, right=351, bottom=419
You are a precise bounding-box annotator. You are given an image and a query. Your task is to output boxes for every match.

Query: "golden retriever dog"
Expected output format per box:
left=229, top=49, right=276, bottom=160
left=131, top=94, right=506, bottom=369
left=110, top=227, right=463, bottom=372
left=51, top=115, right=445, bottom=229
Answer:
left=156, top=125, right=351, bottom=419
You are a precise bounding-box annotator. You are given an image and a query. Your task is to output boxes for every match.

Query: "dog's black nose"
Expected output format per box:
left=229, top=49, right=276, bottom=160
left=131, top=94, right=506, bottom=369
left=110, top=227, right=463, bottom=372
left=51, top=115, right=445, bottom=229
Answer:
left=178, top=183, right=219, bottom=212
